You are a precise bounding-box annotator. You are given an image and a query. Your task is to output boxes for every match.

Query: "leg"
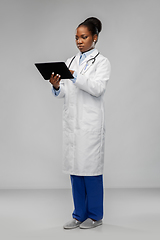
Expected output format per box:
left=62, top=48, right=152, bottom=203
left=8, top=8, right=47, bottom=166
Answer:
left=70, top=175, right=87, bottom=222
left=84, top=175, right=103, bottom=221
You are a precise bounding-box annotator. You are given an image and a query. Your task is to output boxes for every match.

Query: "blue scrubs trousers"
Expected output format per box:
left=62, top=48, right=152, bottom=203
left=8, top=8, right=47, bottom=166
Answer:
left=70, top=175, right=103, bottom=222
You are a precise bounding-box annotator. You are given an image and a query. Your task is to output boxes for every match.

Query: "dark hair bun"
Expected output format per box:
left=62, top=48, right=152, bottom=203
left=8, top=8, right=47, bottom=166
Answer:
left=84, top=17, right=102, bottom=33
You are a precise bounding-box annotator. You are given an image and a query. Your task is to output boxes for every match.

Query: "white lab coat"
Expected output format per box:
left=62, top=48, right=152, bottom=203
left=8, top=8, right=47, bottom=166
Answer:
left=54, top=49, right=111, bottom=176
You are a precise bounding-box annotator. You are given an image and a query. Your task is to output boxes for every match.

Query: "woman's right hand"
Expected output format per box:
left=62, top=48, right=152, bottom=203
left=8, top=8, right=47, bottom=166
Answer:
left=49, top=72, right=61, bottom=90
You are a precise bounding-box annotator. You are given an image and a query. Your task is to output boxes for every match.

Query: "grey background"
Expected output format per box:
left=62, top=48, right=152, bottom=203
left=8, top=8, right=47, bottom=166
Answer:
left=0, top=0, right=160, bottom=189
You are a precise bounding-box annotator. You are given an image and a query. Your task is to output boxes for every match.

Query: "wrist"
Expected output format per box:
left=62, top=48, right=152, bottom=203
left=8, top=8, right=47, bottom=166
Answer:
left=53, top=86, right=60, bottom=91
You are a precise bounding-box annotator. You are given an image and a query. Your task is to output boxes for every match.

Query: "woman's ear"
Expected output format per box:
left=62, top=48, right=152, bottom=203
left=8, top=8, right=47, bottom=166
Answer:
left=93, top=34, right=98, bottom=43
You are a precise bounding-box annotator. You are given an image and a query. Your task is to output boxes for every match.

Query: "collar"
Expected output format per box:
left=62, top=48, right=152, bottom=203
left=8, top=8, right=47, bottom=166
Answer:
left=76, top=48, right=99, bottom=65
left=80, top=49, right=95, bottom=58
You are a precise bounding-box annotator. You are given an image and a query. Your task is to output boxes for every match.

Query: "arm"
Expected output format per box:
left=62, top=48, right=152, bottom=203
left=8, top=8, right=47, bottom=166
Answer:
left=49, top=72, right=65, bottom=98
left=50, top=57, right=75, bottom=98
left=74, top=58, right=111, bottom=97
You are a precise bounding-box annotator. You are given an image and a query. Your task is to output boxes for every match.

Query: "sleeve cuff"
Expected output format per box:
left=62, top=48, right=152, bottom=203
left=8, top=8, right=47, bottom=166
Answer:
left=70, top=71, right=77, bottom=83
left=52, top=86, right=60, bottom=96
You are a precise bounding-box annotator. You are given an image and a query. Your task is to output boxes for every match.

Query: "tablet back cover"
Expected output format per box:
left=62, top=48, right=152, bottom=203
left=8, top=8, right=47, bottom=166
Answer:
left=35, top=62, right=74, bottom=80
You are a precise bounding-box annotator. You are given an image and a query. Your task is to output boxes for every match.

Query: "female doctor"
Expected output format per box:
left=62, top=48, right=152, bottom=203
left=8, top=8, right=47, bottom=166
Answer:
left=49, top=17, right=111, bottom=229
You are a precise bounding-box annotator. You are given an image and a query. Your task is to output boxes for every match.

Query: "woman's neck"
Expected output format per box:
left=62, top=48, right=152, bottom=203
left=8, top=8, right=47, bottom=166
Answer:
left=81, top=48, right=95, bottom=54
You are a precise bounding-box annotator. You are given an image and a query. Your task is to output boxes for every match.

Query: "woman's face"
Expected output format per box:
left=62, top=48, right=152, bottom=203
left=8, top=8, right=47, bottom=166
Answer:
left=75, top=26, right=97, bottom=53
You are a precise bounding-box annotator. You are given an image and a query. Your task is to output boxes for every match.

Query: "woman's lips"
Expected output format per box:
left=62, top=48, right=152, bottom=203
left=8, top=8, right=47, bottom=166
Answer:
left=78, top=45, right=84, bottom=49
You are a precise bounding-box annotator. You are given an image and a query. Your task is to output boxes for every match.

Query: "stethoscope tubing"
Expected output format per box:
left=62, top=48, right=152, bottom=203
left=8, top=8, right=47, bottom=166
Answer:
left=80, top=52, right=100, bottom=74
left=68, top=52, right=100, bottom=72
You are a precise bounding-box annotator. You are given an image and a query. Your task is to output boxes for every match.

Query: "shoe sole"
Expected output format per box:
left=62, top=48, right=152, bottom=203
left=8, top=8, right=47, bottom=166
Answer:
left=63, top=224, right=81, bottom=229
left=79, top=222, right=102, bottom=229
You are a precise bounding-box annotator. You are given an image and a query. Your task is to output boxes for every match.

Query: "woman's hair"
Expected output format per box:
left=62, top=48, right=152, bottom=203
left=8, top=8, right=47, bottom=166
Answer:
left=78, top=17, right=102, bottom=37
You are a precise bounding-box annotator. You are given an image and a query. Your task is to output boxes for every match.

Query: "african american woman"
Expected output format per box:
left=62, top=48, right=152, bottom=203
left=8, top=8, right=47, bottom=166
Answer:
left=49, top=17, right=111, bottom=229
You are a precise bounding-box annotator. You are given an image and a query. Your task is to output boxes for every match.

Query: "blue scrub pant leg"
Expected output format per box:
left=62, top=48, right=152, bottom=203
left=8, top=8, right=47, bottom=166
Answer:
left=70, top=175, right=103, bottom=222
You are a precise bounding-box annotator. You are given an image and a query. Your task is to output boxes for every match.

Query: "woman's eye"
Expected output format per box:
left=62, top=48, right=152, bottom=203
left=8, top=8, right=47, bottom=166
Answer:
left=82, top=36, right=87, bottom=39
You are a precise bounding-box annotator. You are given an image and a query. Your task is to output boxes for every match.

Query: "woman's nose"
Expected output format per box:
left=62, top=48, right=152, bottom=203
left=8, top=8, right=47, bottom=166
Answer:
left=77, top=38, right=82, bottom=43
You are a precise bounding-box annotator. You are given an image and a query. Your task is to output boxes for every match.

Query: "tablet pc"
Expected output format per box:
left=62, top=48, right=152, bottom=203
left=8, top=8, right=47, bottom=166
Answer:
left=35, top=62, right=74, bottom=80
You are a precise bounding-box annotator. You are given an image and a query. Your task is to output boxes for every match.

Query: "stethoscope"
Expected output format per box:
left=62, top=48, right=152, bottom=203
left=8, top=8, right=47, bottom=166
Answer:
left=80, top=52, right=100, bottom=74
left=68, top=52, right=100, bottom=74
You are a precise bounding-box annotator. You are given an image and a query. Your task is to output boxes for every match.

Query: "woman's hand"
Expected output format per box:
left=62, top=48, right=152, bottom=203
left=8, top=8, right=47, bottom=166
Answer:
left=70, top=70, right=74, bottom=75
left=49, top=72, right=61, bottom=90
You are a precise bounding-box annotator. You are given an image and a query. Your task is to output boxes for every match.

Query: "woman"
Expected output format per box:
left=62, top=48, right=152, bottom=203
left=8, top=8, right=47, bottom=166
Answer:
left=49, top=17, right=111, bottom=229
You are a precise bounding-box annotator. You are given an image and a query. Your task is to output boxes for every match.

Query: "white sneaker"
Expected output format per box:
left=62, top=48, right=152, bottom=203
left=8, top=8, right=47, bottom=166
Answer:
left=80, top=218, right=102, bottom=229
left=63, top=219, right=82, bottom=229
